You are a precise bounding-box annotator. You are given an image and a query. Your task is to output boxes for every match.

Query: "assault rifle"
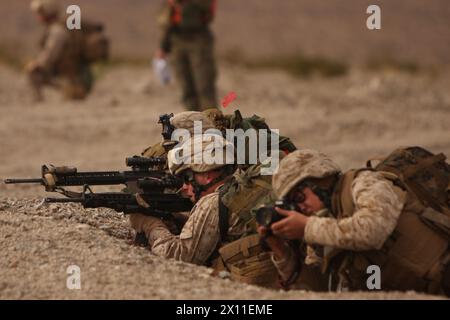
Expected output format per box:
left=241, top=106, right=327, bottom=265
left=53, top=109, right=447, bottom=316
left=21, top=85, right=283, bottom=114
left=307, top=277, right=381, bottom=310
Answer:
left=45, top=185, right=193, bottom=218
left=43, top=179, right=192, bottom=247
left=4, top=156, right=170, bottom=192
left=4, top=157, right=191, bottom=213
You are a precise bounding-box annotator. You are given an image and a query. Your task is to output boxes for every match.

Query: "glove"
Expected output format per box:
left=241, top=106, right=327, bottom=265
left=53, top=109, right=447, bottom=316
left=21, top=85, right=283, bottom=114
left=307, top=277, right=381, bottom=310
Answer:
left=129, top=213, right=167, bottom=239
left=132, top=194, right=179, bottom=237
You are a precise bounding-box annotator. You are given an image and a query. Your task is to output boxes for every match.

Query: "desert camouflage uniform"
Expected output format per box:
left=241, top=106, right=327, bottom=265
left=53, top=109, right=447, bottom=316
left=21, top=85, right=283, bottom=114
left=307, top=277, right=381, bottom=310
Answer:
left=134, top=189, right=245, bottom=265
left=131, top=133, right=244, bottom=265
left=306, top=170, right=406, bottom=250
left=272, top=148, right=450, bottom=294
left=29, top=22, right=93, bottom=100
left=272, top=170, right=406, bottom=284
left=35, top=23, right=68, bottom=71
left=135, top=112, right=225, bottom=255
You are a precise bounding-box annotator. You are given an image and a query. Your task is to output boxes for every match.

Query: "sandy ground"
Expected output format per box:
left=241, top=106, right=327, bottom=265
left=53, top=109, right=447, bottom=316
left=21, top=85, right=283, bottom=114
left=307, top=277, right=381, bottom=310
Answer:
left=0, top=62, right=449, bottom=299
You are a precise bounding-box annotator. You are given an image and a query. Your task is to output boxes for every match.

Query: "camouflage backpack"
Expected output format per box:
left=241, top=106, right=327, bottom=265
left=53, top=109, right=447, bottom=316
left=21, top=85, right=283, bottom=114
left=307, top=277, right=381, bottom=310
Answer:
left=67, top=19, right=109, bottom=64
left=367, top=146, right=450, bottom=237
left=230, top=110, right=296, bottom=154
left=205, top=109, right=297, bottom=163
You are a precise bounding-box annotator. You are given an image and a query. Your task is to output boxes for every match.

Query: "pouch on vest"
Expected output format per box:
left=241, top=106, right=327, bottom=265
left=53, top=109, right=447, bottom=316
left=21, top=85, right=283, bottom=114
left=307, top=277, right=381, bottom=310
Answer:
left=218, top=234, right=278, bottom=287
left=215, top=163, right=278, bottom=287
left=220, top=164, right=275, bottom=236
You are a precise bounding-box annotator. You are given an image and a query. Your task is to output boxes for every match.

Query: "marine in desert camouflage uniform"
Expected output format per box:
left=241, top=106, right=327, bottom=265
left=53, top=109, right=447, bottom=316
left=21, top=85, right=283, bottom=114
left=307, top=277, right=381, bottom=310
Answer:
left=130, top=134, right=246, bottom=265
left=27, top=0, right=93, bottom=101
left=132, top=111, right=294, bottom=275
left=259, top=149, right=450, bottom=295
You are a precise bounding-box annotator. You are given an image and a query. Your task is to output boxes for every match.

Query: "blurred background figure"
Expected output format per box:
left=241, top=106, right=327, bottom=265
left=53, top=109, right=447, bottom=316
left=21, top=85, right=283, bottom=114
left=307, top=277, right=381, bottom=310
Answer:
left=156, top=0, right=218, bottom=111
left=27, top=0, right=108, bottom=102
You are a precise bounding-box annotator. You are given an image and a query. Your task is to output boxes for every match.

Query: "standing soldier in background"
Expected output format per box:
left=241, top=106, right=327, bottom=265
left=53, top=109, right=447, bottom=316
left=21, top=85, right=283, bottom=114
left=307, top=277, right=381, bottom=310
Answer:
left=156, top=0, right=218, bottom=111
left=27, top=0, right=108, bottom=102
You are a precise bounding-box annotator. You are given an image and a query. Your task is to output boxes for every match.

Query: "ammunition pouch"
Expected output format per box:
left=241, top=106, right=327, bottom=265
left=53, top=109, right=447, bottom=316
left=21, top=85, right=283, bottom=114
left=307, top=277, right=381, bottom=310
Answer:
left=216, top=234, right=278, bottom=288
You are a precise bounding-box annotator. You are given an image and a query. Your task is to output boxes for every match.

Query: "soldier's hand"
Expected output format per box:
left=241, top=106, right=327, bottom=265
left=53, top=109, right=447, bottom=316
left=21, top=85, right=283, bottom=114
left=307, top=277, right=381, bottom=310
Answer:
left=271, top=207, right=309, bottom=240
left=129, top=213, right=167, bottom=234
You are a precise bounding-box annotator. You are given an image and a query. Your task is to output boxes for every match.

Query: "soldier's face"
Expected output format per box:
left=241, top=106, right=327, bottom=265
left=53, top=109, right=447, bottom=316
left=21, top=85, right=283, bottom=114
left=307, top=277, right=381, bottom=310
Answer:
left=180, top=182, right=196, bottom=202
left=293, top=187, right=325, bottom=215
left=179, top=172, right=212, bottom=203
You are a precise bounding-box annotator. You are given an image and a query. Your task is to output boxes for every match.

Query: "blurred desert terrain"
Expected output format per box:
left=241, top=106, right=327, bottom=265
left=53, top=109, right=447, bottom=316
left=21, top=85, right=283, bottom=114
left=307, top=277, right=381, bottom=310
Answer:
left=1, top=0, right=450, bottom=65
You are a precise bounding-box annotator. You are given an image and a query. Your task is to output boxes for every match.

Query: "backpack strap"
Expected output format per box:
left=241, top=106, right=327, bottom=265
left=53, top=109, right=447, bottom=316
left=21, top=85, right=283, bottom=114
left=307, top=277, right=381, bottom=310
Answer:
left=422, top=208, right=450, bottom=231
left=331, top=169, right=370, bottom=218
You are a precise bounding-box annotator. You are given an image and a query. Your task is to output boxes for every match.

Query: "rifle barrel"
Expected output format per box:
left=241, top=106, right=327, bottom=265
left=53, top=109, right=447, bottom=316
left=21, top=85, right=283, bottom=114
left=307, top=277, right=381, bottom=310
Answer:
left=45, top=197, right=83, bottom=203
left=4, top=178, right=43, bottom=184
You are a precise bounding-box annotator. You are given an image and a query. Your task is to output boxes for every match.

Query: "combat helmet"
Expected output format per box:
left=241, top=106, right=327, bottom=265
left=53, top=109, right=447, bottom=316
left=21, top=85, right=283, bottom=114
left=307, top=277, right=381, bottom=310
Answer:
left=163, top=111, right=221, bottom=151
left=272, top=149, right=341, bottom=199
left=170, top=111, right=217, bottom=136
left=30, top=0, right=60, bottom=17
left=168, top=133, right=235, bottom=200
left=141, top=112, right=220, bottom=158
left=168, top=133, right=235, bottom=176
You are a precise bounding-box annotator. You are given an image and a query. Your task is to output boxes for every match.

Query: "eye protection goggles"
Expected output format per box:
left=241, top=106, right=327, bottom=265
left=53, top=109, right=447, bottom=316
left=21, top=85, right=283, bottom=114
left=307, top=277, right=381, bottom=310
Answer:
left=287, top=185, right=307, bottom=204
left=179, top=170, right=195, bottom=184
